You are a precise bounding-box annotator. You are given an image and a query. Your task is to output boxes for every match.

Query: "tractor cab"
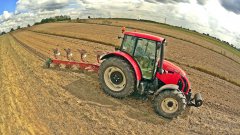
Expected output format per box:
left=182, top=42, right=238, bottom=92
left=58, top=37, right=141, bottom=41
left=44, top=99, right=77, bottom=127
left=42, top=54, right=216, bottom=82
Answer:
left=120, top=31, right=165, bottom=80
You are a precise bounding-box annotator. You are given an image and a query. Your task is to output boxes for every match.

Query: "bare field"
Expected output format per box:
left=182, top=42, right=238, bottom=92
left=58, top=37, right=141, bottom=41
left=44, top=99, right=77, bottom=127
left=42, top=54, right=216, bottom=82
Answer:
left=1, top=35, right=175, bottom=134
left=28, top=23, right=240, bottom=85
left=30, top=23, right=122, bottom=46
left=30, top=21, right=240, bottom=61
left=79, top=19, right=240, bottom=59
left=0, top=20, right=239, bottom=134
left=13, top=30, right=115, bottom=63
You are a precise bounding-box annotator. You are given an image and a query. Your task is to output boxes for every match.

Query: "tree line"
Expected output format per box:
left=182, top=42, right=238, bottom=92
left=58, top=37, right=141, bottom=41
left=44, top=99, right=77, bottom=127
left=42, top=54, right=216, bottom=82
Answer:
left=34, top=15, right=71, bottom=25
left=0, top=15, right=71, bottom=35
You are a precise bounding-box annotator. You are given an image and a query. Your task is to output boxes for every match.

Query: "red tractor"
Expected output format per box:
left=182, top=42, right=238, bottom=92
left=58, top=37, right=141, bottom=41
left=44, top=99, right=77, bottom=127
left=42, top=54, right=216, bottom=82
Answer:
left=45, top=31, right=202, bottom=119
left=98, top=31, right=203, bottom=118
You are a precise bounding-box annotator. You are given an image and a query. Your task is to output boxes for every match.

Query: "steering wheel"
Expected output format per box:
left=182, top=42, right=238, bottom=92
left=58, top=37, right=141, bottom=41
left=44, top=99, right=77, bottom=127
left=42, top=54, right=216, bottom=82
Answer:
left=143, top=55, right=150, bottom=61
left=137, top=55, right=151, bottom=69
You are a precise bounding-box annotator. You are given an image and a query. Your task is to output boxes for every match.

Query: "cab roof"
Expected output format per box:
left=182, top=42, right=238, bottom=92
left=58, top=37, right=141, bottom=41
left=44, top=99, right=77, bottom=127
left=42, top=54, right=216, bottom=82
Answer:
left=124, top=31, right=165, bottom=43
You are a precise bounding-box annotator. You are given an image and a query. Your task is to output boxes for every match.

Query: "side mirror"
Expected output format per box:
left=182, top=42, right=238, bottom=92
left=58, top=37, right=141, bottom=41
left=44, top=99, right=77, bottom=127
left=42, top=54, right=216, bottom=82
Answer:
left=157, top=42, right=161, bottom=50
left=118, top=36, right=123, bottom=39
left=115, top=47, right=120, bottom=50
left=164, top=41, right=168, bottom=46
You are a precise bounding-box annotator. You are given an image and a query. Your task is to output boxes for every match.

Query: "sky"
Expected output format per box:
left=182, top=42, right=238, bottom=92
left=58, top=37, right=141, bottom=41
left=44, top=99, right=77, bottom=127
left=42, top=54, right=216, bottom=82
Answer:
left=0, top=0, right=17, bottom=13
left=0, top=0, right=240, bottom=48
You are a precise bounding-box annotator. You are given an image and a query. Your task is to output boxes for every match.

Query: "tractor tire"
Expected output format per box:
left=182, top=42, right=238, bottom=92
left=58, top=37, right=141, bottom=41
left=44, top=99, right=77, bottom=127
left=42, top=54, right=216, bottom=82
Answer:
left=153, top=89, right=186, bottom=119
left=99, top=57, right=136, bottom=98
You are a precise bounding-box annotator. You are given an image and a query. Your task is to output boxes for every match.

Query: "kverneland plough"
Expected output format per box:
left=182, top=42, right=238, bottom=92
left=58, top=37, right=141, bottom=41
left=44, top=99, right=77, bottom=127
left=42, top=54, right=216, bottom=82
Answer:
left=45, top=47, right=105, bottom=72
left=44, top=30, right=203, bottom=119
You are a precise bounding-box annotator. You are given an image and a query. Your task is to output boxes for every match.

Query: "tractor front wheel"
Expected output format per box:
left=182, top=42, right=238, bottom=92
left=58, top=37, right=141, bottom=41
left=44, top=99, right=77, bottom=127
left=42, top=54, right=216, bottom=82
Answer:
left=153, top=89, right=186, bottom=119
left=99, top=57, right=135, bottom=98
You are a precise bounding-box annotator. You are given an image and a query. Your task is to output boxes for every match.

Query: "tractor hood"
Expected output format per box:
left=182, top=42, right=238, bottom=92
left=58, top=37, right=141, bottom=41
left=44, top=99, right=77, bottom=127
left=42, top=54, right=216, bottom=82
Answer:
left=163, top=60, right=186, bottom=76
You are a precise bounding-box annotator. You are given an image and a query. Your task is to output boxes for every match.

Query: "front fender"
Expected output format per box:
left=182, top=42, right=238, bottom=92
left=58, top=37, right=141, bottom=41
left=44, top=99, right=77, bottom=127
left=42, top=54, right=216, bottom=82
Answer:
left=154, top=84, right=179, bottom=96
left=101, top=51, right=142, bottom=81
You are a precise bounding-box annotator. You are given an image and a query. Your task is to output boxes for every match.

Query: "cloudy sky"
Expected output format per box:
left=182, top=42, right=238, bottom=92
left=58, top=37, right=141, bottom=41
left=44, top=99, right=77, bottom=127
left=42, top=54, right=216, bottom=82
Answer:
left=0, top=0, right=240, bottom=48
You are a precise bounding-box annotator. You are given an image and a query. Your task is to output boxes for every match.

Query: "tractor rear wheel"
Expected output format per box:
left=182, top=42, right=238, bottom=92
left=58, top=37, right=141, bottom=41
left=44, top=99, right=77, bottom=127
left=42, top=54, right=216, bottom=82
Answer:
left=99, top=57, right=135, bottom=98
left=153, top=89, right=186, bottom=119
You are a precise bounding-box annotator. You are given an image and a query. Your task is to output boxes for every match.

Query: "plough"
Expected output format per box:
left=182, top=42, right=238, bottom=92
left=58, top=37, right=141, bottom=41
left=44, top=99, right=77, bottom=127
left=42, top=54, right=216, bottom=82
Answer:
left=44, top=48, right=105, bottom=72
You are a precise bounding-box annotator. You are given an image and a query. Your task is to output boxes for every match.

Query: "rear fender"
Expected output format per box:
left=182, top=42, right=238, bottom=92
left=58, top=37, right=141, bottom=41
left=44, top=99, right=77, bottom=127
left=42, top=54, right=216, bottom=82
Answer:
left=101, top=51, right=142, bottom=81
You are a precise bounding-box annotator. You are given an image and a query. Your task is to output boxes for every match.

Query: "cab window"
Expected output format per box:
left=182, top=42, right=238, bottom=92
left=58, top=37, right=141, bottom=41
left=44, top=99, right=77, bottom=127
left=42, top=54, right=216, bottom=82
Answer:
left=134, top=38, right=157, bottom=79
left=121, top=35, right=137, bottom=55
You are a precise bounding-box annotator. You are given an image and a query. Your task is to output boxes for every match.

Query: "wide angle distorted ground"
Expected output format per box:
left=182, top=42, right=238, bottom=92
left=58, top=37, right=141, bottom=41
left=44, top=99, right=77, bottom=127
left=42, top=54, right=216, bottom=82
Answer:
left=0, top=19, right=239, bottom=134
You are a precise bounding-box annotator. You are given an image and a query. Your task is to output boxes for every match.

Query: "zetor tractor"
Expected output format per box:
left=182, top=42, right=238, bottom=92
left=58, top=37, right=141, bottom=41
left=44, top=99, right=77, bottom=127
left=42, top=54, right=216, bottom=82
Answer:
left=99, top=31, right=203, bottom=119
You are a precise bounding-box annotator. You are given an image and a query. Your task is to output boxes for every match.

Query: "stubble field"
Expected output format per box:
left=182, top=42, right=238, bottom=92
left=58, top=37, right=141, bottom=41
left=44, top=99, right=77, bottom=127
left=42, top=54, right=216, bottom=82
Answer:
left=0, top=19, right=239, bottom=134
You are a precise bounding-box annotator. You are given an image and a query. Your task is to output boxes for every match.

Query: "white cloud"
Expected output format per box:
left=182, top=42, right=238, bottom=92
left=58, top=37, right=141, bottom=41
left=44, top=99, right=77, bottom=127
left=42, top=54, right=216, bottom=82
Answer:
left=0, top=0, right=240, bottom=48
left=3, top=11, right=12, bottom=20
left=16, top=0, right=71, bottom=12
left=0, top=11, right=12, bottom=22
left=83, top=0, right=144, bottom=8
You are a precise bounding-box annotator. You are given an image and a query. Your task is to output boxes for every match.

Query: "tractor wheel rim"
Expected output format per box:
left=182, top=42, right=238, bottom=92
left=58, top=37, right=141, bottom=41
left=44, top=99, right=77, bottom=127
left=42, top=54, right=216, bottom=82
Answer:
left=161, top=98, right=178, bottom=114
left=104, top=66, right=126, bottom=92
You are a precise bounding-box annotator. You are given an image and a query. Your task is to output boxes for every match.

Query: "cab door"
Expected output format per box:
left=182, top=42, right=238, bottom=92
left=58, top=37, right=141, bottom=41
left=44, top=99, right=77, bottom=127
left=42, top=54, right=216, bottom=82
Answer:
left=133, top=38, right=157, bottom=80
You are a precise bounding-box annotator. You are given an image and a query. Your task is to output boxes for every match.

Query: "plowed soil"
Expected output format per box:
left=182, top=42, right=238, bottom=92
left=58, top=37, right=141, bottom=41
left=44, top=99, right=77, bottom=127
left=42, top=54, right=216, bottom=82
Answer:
left=0, top=21, right=239, bottom=134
